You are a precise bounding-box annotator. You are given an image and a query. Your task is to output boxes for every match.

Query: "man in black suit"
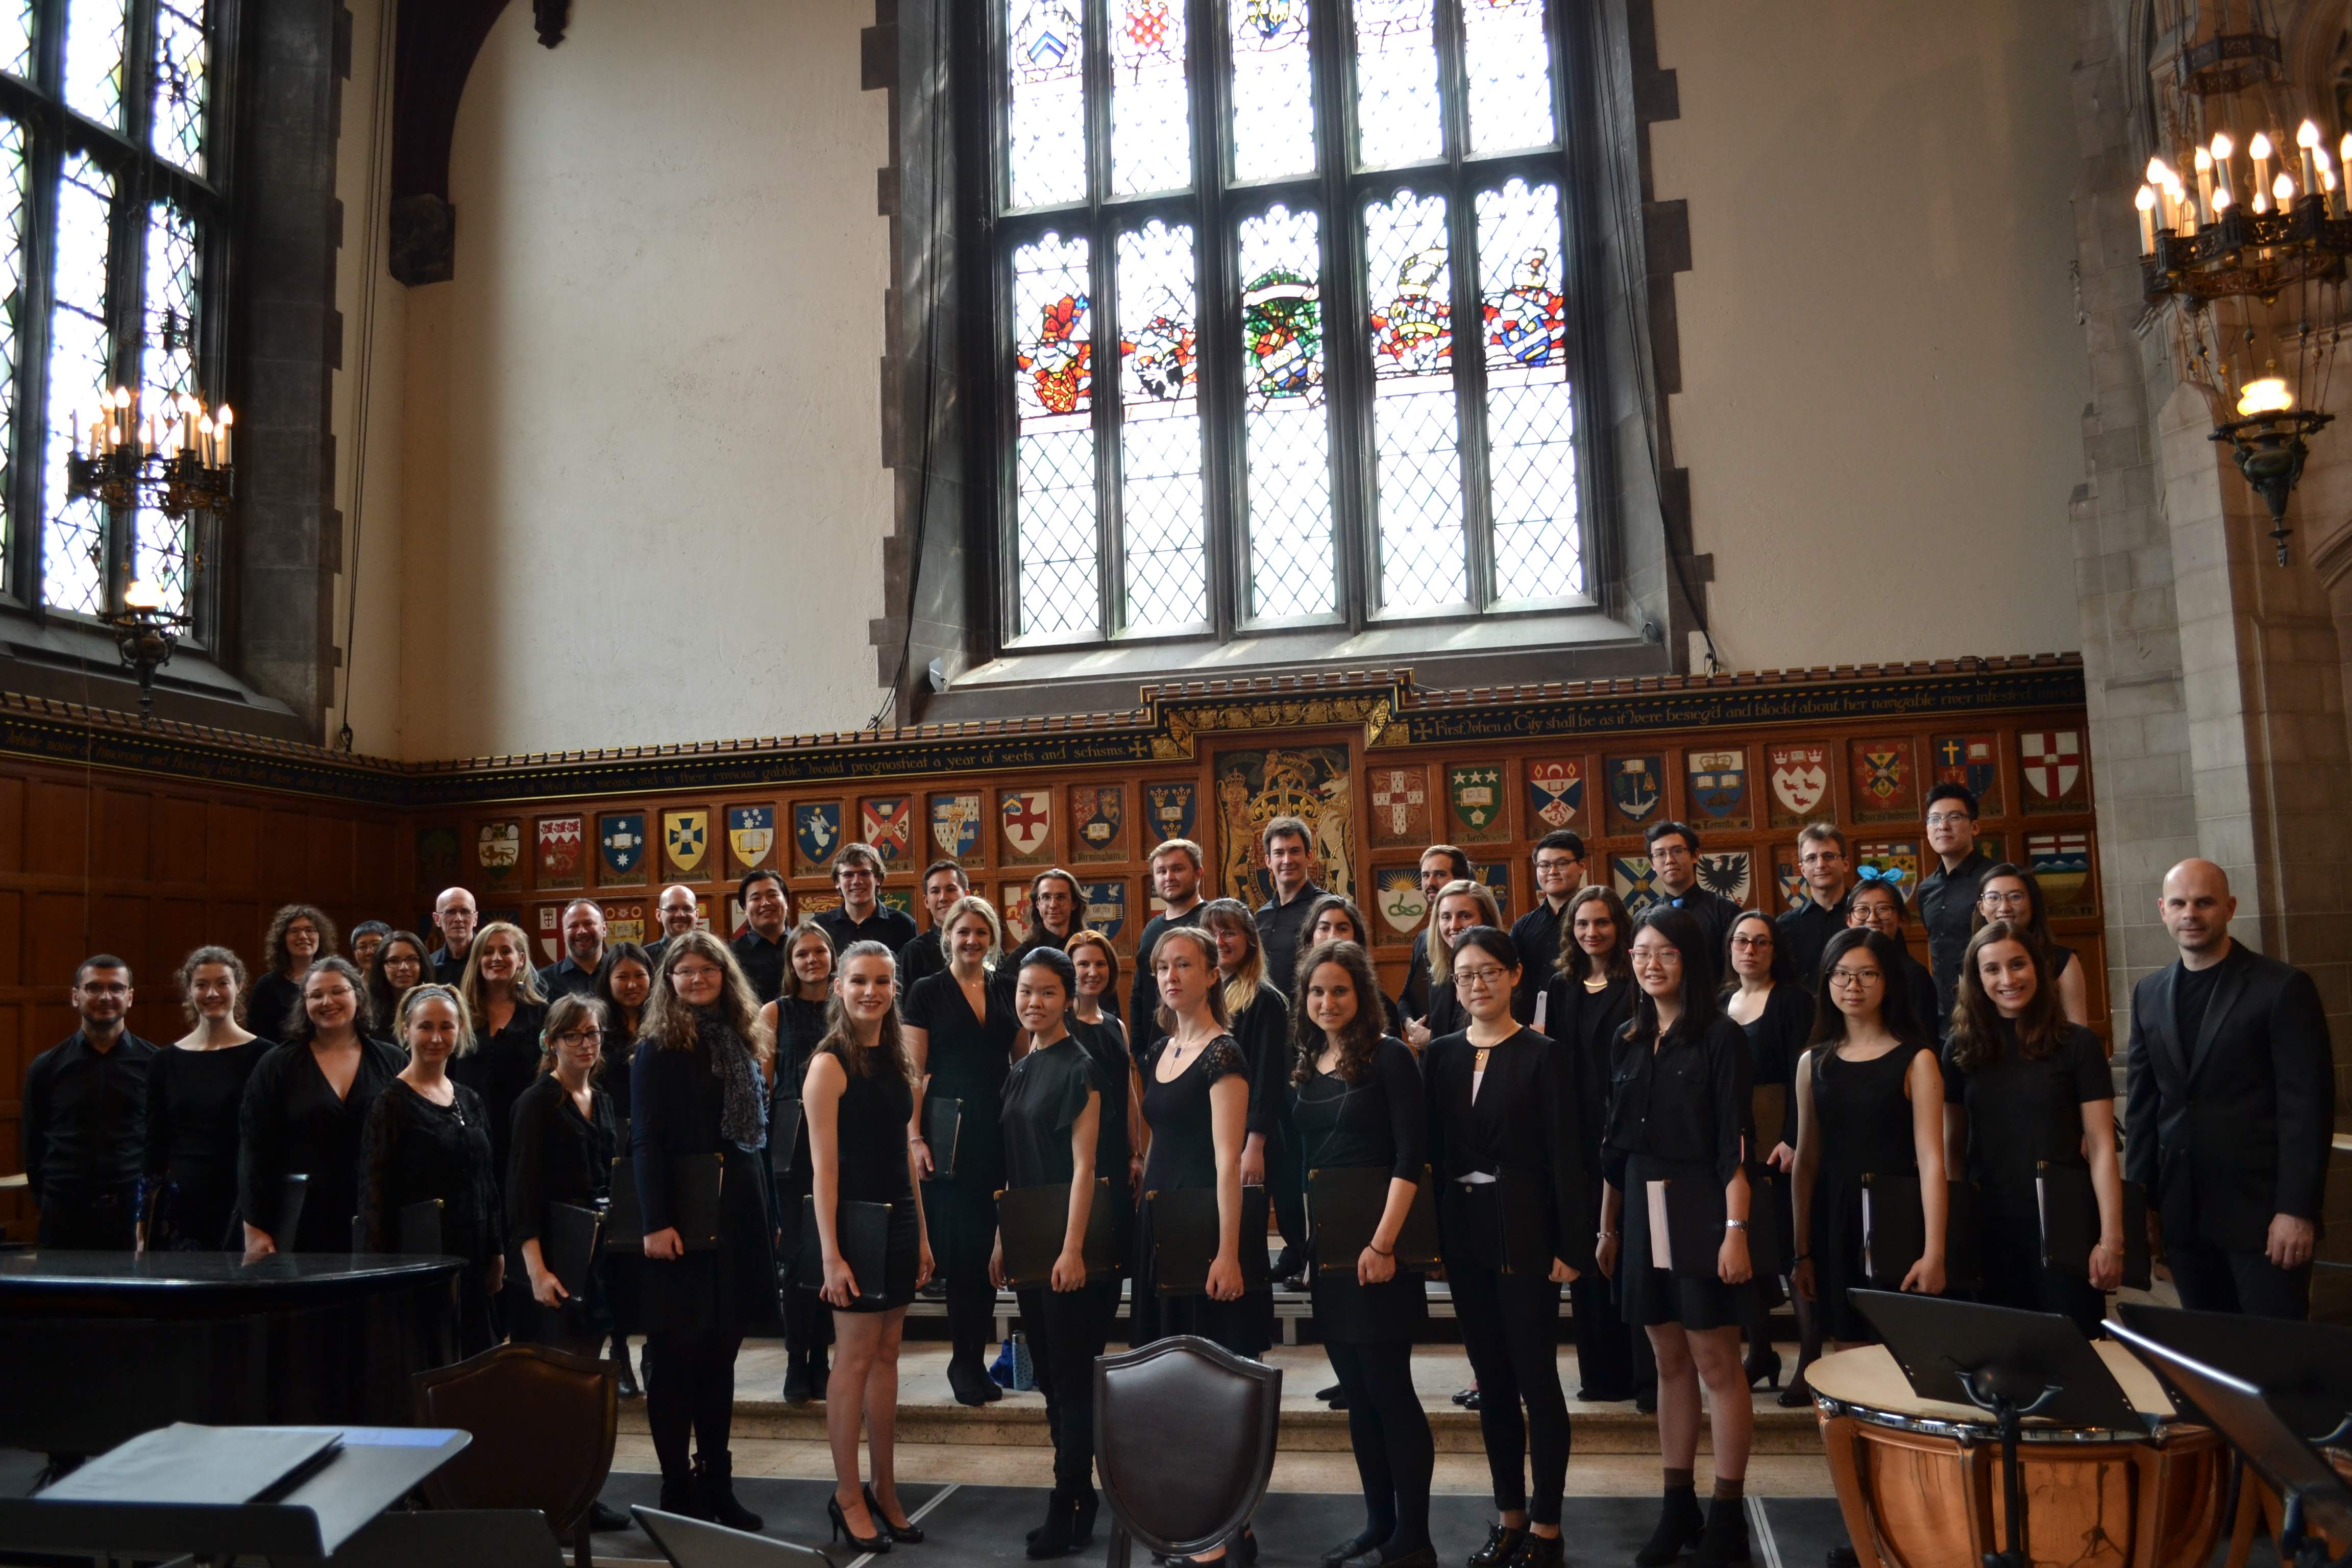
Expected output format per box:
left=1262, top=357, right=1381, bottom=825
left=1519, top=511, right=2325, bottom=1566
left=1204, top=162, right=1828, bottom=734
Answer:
left=2125, top=858, right=2333, bottom=1318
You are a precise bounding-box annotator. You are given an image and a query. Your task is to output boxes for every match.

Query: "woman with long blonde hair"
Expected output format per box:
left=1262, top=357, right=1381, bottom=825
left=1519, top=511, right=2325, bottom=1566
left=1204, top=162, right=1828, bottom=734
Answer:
left=452, top=919, right=548, bottom=1184
left=1199, top=897, right=1302, bottom=1283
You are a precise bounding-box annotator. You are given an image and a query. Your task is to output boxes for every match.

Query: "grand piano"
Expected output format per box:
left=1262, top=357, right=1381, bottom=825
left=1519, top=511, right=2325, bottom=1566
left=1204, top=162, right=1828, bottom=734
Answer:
left=0, top=1252, right=461, bottom=1456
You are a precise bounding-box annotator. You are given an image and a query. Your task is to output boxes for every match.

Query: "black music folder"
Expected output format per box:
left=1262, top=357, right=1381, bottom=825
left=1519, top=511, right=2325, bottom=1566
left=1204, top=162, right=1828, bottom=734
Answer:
left=543, top=1202, right=602, bottom=1292
left=1308, top=1165, right=1439, bottom=1270
left=2036, top=1163, right=2150, bottom=1289
left=1859, top=1174, right=1984, bottom=1290
left=276, top=1172, right=308, bottom=1243
left=921, top=1095, right=963, bottom=1181
left=603, top=1155, right=725, bottom=1252
left=1751, top=1084, right=1790, bottom=1155
left=794, top=1193, right=892, bottom=1297
left=995, top=1180, right=1118, bottom=1288
left=397, top=1198, right=444, bottom=1256
left=1646, top=1174, right=1783, bottom=1279
left=40, top=1424, right=344, bottom=1507
left=769, top=1099, right=802, bottom=1178
left=1146, top=1186, right=1271, bottom=1295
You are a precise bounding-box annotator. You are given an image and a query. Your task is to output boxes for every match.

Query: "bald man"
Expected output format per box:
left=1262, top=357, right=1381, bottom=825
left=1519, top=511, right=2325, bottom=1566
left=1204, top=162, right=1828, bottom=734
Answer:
left=2125, top=859, right=2334, bottom=1318
left=646, top=883, right=701, bottom=963
left=430, top=886, right=478, bottom=983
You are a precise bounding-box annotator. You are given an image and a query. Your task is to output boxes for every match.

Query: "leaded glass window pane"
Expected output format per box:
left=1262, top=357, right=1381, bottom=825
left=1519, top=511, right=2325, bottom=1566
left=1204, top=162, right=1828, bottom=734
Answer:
left=1008, top=0, right=1087, bottom=209
left=43, top=152, right=114, bottom=616
left=1462, top=0, right=1554, bottom=155
left=1230, top=0, right=1315, bottom=182
left=63, top=0, right=129, bottom=127
left=1353, top=0, right=1440, bottom=169
left=1110, top=0, right=1189, bottom=197
left=1012, top=231, right=1099, bottom=636
left=0, top=3, right=31, bottom=78
left=1365, top=189, right=1465, bottom=609
left=0, top=121, right=24, bottom=581
left=1477, top=178, right=1580, bottom=599
left=136, top=200, right=199, bottom=615
left=150, top=0, right=209, bottom=174
left=1116, top=219, right=1206, bottom=631
left=1237, top=204, right=1334, bottom=619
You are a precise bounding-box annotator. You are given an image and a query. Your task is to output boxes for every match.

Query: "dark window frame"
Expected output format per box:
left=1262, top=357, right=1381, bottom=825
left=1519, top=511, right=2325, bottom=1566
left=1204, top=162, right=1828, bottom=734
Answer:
left=973, top=0, right=1610, bottom=654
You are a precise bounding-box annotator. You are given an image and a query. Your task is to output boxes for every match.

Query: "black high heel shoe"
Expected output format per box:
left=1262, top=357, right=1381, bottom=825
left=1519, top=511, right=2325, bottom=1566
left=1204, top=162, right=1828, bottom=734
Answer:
left=830, top=1494, right=892, bottom=1553
left=866, top=1482, right=924, bottom=1543
left=1742, top=1347, right=1782, bottom=1392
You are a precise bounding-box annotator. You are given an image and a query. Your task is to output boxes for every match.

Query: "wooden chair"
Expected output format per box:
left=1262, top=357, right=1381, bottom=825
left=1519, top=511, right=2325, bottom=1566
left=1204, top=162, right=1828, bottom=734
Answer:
left=1092, top=1334, right=1282, bottom=1568
left=411, top=1342, right=618, bottom=1568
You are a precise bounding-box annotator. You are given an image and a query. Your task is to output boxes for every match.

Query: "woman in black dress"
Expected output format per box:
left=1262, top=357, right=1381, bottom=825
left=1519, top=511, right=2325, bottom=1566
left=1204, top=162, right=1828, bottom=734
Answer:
left=903, top=894, right=1017, bottom=1406
left=1792, top=928, right=1947, bottom=1346
left=362, top=929, right=432, bottom=1046
left=239, top=957, right=404, bottom=1257
left=509, top=993, right=620, bottom=1355
left=1720, top=911, right=1811, bottom=1393
left=144, top=946, right=273, bottom=1251
left=1970, top=866, right=2092, bottom=1029
left=593, top=940, right=654, bottom=1396
left=453, top=920, right=548, bottom=1188
left=1941, top=922, right=2122, bottom=1335
left=360, top=984, right=504, bottom=1354
left=1538, top=887, right=1645, bottom=1405
left=1293, top=939, right=1432, bottom=1568
left=1198, top=898, right=1295, bottom=1278
left=1131, top=923, right=1266, bottom=1566
left=1066, top=929, right=1140, bottom=1342
left=1302, top=896, right=1406, bottom=1035
left=1426, top=928, right=1587, bottom=1568
left=1403, top=880, right=1504, bottom=1046
left=993, top=947, right=1111, bottom=1557
left=248, top=903, right=335, bottom=1041
left=806, top=940, right=932, bottom=1552
left=1845, top=879, right=1941, bottom=1040
left=758, top=920, right=839, bottom=1404
left=630, top=930, right=779, bottom=1529
left=1600, top=906, right=1756, bottom=1568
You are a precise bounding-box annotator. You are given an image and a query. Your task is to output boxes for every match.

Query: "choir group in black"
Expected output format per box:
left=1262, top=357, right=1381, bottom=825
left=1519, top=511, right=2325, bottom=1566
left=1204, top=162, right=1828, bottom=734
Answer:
left=18, top=781, right=2335, bottom=1568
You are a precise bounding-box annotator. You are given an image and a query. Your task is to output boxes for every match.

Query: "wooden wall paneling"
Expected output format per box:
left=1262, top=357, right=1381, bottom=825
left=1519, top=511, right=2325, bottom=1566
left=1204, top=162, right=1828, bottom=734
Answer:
left=0, top=775, right=22, bottom=874
left=28, top=780, right=90, bottom=879
left=208, top=800, right=260, bottom=891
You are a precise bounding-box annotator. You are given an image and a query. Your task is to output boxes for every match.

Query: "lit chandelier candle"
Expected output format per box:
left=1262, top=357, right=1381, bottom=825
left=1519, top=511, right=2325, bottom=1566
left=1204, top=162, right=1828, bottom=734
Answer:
left=2196, top=146, right=2216, bottom=223
left=2249, top=131, right=2273, bottom=211
left=2137, top=185, right=2159, bottom=254
left=2297, top=121, right=2320, bottom=209
left=2211, top=133, right=2236, bottom=211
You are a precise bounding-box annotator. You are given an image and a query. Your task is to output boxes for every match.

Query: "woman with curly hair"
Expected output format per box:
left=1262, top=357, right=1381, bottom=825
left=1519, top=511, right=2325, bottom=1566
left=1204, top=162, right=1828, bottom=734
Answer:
left=1300, top=895, right=1405, bottom=1035
left=238, top=956, right=403, bottom=1257
left=143, top=946, right=274, bottom=1250
left=630, top=929, right=779, bottom=1528
left=248, top=904, right=337, bottom=1041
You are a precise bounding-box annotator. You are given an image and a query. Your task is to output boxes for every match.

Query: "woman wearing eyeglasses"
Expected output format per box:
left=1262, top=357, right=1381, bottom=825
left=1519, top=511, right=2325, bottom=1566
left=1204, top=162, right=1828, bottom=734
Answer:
left=1426, top=926, right=1589, bottom=1568
left=507, top=994, right=621, bottom=1355
left=1720, top=912, right=1811, bottom=1395
left=1403, top=881, right=1505, bottom=1046
left=1845, top=878, right=1941, bottom=1041
left=1969, top=866, right=2092, bottom=1030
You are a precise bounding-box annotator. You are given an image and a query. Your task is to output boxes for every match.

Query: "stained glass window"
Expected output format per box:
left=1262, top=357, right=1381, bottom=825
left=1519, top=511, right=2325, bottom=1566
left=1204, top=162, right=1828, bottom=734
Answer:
left=0, top=121, right=24, bottom=582
left=1117, top=219, right=1205, bottom=630
left=135, top=200, right=200, bottom=614
left=992, top=0, right=1585, bottom=640
left=1477, top=178, right=1580, bottom=599
left=43, top=152, right=114, bottom=616
left=1353, top=0, right=1441, bottom=169
left=1110, top=0, right=1188, bottom=197
left=150, top=0, right=208, bottom=173
left=1012, top=232, right=1099, bottom=636
left=63, top=0, right=128, bottom=127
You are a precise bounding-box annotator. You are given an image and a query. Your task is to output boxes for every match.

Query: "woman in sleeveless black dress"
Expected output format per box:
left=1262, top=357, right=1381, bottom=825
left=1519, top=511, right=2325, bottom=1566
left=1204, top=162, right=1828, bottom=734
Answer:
left=760, top=920, right=840, bottom=1403
left=1792, top=928, right=1948, bottom=1350
left=146, top=946, right=274, bottom=1251
left=904, top=895, right=1018, bottom=1405
left=1066, top=929, right=1139, bottom=1339
left=1970, top=865, right=2093, bottom=1030
left=805, top=939, right=930, bottom=1552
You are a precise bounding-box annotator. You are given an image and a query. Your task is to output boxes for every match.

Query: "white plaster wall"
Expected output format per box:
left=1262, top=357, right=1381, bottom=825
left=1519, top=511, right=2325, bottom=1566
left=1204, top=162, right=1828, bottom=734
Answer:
left=396, top=0, right=892, bottom=758
left=1650, top=0, right=2091, bottom=672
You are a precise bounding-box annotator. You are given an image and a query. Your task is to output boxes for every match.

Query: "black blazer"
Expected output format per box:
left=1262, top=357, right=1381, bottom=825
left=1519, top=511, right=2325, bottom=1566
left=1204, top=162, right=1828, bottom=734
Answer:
left=1424, top=1027, right=1595, bottom=1272
left=2125, top=943, right=2333, bottom=1252
left=629, top=1035, right=729, bottom=1235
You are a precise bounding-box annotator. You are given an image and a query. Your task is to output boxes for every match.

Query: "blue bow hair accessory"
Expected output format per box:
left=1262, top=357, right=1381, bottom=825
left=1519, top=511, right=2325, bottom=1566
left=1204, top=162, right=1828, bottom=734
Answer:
left=1856, top=864, right=1908, bottom=886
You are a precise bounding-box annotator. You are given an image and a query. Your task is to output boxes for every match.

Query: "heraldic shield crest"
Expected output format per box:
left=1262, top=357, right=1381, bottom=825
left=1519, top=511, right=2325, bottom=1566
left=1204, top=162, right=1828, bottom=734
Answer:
left=664, top=810, right=709, bottom=875
left=1072, top=786, right=1123, bottom=848
left=796, top=803, right=842, bottom=868
left=1770, top=745, right=1829, bottom=819
left=933, top=794, right=982, bottom=859
left=1526, top=761, right=1582, bottom=830
left=601, top=814, right=646, bottom=876
left=1609, top=756, right=1663, bottom=825
left=1146, top=782, right=1196, bottom=845
left=727, top=806, right=774, bottom=870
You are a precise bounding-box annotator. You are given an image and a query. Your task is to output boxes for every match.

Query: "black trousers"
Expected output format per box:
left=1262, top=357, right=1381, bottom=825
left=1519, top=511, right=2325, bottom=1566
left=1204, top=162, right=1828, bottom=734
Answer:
left=1326, top=1338, right=1434, bottom=1550
left=1450, top=1265, right=1571, bottom=1525
left=1571, top=1272, right=1648, bottom=1400
left=946, top=1271, right=996, bottom=1372
left=2167, top=1234, right=2312, bottom=1319
left=37, top=1193, right=135, bottom=1250
left=1018, top=1281, right=1116, bottom=1493
left=646, top=1329, right=744, bottom=1482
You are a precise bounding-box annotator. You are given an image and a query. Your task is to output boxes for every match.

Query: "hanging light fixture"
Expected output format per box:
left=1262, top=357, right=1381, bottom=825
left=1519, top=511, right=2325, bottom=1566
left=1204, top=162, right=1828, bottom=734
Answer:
left=2210, top=360, right=2333, bottom=564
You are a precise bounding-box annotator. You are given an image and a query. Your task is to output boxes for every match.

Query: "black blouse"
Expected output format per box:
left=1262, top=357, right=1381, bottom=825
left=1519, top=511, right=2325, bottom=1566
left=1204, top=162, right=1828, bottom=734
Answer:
left=1732, top=983, right=1816, bottom=1099
left=1292, top=1036, right=1425, bottom=1185
left=1071, top=1013, right=1135, bottom=1185
left=1000, top=1035, right=1101, bottom=1189
left=1941, top=1021, right=2112, bottom=1195
left=1139, top=1036, right=1248, bottom=1191
left=1226, top=986, right=1292, bottom=1139
left=904, top=968, right=1017, bottom=1188
left=506, top=1071, right=618, bottom=1245
left=144, top=1037, right=274, bottom=1198
left=238, top=1037, right=407, bottom=1251
left=1420, top=982, right=1467, bottom=1042
left=245, top=971, right=306, bottom=1041
left=598, top=1021, right=642, bottom=1126
left=1602, top=1014, right=1752, bottom=1190
left=451, top=1000, right=548, bottom=1182
left=1424, top=1027, right=1593, bottom=1270
left=359, top=1077, right=503, bottom=1264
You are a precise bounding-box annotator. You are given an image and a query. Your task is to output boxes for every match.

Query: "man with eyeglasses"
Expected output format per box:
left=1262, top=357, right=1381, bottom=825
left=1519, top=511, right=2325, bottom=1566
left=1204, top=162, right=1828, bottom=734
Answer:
left=813, top=842, right=916, bottom=959
left=646, top=883, right=704, bottom=964
left=430, top=886, right=480, bottom=983
left=1644, top=821, right=1742, bottom=963
left=1915, top=783, right=1996, bottom=1025
left=22, top=957, right=157, bottom=1249
left=1775, top=823, right=1855, bottom=991
left=1511, top=830, right=1586, bottom=1025
left=536, top=899, right=608, bottom=999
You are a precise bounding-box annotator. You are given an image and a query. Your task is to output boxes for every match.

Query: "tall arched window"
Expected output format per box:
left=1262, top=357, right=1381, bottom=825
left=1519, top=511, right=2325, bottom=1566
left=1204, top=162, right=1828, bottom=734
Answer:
left=0, top=0, right=223, bottom=625
left=994, top=0, right=1591, bottom=645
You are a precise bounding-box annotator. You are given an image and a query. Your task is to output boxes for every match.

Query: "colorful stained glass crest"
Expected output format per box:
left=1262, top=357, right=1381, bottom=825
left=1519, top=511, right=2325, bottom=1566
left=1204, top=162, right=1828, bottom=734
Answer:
left=1008, top=0, right=1087, bottom=208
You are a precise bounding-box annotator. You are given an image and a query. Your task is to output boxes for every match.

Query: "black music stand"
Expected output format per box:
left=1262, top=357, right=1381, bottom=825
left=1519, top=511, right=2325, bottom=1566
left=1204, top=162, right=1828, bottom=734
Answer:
left=1853, top=1290, right=2144, bottom=1568
left=0, top=1424, right=470, bottom=1564
left=2113, top=1302, right=2352, bottom=1446
left=2108, top=1318, right=2352, bottom=1568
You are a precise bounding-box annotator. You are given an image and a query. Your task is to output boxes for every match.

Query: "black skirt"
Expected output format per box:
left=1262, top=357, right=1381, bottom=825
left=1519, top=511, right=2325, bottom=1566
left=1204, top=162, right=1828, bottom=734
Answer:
left=831, top=1197, right=923, bottom=1314
left=1127, top=1193, right=1273, bottom=1357
left=636, top=1143, right=781, bottom=1336
left=1619, top=1154, right=1761, bottom=1333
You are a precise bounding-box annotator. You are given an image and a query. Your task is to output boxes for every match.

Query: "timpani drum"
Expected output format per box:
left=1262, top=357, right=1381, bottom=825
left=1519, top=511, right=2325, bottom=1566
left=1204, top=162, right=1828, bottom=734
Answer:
left=1808, top=1343, right=2228, bottom=1568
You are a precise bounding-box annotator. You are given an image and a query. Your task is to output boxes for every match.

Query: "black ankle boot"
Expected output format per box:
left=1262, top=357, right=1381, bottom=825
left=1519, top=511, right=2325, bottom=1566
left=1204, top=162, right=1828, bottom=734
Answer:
left=1515, top=1534, right=1564, bottom=1568
left=659, top=1472, right=710, bottom=1521
left=1634, top=1490, right=1703, bottom=1567
left=1468, top=1522, right=1526, bottom=1568
left=1029, top=1487, right=1083, bottom=1559
left=695, top=1454, right=763, bottom=1532
left=613, top=1340, right=642, bottom=1400
left=1688, top=1499, right=1751, bottom=1568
